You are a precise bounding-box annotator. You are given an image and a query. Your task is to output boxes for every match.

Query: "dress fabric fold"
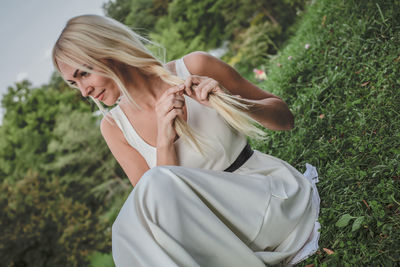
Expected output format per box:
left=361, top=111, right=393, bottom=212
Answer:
left=110, top=57, right=321, bottom=266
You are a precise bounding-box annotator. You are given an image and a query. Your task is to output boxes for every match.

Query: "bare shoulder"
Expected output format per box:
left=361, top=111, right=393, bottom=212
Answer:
left=182, top=51, right=278, bottom=100
left=100, top=113, right=131, bottom=158
left=100, top=114, right=122, bottom=141
left=100, top=113, right=149, bottom=186
left=182, top=51, right=217, bottom=76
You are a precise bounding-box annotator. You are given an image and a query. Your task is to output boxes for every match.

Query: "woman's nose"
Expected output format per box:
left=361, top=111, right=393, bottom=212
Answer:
left=78, top=82, right=93, bottom=97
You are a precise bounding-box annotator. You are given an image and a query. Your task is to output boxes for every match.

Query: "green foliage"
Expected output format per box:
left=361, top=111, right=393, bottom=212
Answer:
left=103, top=0, right=132, bottom=23
left=335, top=214, right=356, bottom=228
left=222, top=0, right=307, bottom=69
left=104, top=0, right=307, bottom=62
left=0, top=80, right=87, bottom=182
left=246, top=0, right=400, bottom=265
left=149, top=18, right=207, bottom=61
left=125, top=0, right=170, bottom=33
left=104, top=0, right=171, bottom=34
left=0, top=74, right=129, bottom=266
left=45, top=104, right=129, bottom=203
left=2, top=0, right=398, bottom=265
left=149, top=0, right=226, bottom=60
left=0, top=172, right=108, bottom=266
left=88, top=251, right=115, bottom=267
left=225, top=20, right=281, bottom=67
left=217, top=0, right=305, bottom=41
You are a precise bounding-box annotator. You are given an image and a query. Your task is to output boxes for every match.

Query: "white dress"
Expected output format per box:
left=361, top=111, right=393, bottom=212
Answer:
left=109, top=58, right=321, bottom=266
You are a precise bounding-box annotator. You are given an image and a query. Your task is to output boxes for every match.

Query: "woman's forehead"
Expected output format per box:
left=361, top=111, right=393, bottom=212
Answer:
left=57, top=61, right=76, bottom=79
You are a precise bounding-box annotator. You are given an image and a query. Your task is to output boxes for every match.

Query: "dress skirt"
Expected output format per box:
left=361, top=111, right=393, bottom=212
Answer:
left=112, top=151, right=320, bottom=267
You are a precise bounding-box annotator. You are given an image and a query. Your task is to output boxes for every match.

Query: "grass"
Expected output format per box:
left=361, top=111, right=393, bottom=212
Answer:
left=93, top=0, right=399, bottom=265
left=244, top=0, right=400, bottom=265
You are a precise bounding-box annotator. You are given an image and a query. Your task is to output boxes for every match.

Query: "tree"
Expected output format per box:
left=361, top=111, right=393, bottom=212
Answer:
left=0, top=172, right=109, bottom=267
left=0, top=74, right=129, bottom=266
left=103, top=0, right=307, bottom=64
left=103, top=0, right=132, bottom=24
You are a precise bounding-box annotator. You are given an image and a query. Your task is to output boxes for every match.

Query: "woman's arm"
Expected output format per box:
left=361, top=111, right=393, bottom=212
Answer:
left=183, top=51, right=294, bottom=131
left=156, top=143, right=178, bottom=166
left=155, top=84, right=186, bottom=166
left=100, top=116, right=150, bottom=187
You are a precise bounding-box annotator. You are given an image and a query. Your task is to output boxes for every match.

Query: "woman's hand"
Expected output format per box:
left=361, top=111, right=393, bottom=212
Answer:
left=183, top=75, right=229, bottom=107
left=155, top=84, right=186, bottom=148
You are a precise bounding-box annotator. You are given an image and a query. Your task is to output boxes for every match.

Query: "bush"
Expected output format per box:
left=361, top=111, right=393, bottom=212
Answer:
left=0, top=172, right=110, bottom=267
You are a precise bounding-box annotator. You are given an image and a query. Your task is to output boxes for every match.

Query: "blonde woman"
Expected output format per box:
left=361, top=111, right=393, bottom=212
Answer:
left=53, top=14, right=321, bottom=267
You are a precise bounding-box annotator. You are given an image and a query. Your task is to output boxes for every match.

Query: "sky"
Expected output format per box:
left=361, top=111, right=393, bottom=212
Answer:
left=0, top=0, right=108, bottom=123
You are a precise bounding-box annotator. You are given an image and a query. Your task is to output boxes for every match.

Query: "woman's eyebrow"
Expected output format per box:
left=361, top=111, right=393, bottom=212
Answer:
left=66, top=69, right=79, bottom=85
left=72, top=69, right=79, bottom=78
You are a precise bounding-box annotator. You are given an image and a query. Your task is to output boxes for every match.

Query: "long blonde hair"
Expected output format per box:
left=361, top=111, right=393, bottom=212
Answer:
left=52, top=14, right=265, bottom=154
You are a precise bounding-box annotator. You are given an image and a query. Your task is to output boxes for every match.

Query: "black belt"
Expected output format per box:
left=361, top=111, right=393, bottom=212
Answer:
left=224, top=143, right=254, bottom=172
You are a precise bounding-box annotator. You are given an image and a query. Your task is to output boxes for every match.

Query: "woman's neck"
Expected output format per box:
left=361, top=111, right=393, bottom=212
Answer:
left=122, top=67, right=171, bottom=111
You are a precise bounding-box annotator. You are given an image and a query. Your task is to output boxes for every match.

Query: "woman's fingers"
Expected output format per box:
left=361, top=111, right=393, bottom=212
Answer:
left=158, top=84, right=184, bottom=104
left=184, top=81, right=192, bottom=96
left=165, top=107, right=184, bottom=122
left=161, top=84, right=187, bottom=113
left=184, top=75, right=204, bottom=96
left=199, top=80, right=219, bottom=101
left=167, top=84, right=185, bottom=97
left=189, top=78, right=219, bottom=101
left=156, top=92, right=185, bottom=116
left=161, top=100, right=184, bottom=115
left=155, top=84, right=187, bottom=145
left=160, top=75, right=227, bottom=111
left=168, top=99, right=185, bottom=112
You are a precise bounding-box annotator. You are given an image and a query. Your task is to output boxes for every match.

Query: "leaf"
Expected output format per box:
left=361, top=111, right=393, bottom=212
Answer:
left=352, top=216, right=365, bottom=232
left=361, top=81, right=370, bottom=87
left=335, top=213, right=355, bottom=227
left=362, top=199, right=370, bottom=210
left=321, top=15, right=327, bottom=26
left=323, top=248, right=334, bottom=255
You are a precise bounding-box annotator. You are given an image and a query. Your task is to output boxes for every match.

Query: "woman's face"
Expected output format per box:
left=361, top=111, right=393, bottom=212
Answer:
left=57, top=61, right=121, bottom=106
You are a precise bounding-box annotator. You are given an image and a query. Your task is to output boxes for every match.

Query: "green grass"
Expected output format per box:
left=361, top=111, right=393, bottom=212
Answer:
left=93, top=1, right=399, bottom=265
left=245, top=0, right=400, bottom=265
left=88, top=251, right=115, bottom=267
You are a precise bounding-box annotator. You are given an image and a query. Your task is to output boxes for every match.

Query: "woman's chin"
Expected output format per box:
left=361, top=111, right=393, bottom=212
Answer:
left=103, top=96, right=118, bottom=106
left=102, top=100, right=113, bottom=106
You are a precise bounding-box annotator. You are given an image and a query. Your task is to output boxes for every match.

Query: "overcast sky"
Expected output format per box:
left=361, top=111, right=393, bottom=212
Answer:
left=0, top=0, right=108, bottom=123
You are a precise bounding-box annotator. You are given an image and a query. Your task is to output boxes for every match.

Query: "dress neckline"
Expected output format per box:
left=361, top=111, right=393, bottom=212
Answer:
left=116, top=94, right=191, bottom=149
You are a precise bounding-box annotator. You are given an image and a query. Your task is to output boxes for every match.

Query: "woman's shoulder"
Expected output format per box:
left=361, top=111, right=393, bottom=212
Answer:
left=165, top=51, right=215, bottom=76
left=100, top=113, right=120, bottom=140
left=181, top=51, right=215, bottom=75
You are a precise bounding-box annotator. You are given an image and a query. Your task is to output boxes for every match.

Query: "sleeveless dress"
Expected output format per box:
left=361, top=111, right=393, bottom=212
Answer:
left=109, top=57, right=321, bottom=266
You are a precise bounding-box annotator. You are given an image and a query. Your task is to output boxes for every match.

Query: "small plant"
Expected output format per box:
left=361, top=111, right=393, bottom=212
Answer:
left=88, top=251, right=115, bottom=267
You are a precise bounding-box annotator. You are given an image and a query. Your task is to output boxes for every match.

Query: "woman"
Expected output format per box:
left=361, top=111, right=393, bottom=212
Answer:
left=53, top=14, right=320, bottom=266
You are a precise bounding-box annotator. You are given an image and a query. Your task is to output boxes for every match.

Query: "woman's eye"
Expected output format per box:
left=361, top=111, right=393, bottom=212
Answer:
left=80, top=71, right=89, bottom=77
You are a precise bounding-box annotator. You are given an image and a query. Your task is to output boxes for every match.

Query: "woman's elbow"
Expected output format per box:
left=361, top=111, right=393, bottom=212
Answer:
left=276, top=99, right=295, bottom=130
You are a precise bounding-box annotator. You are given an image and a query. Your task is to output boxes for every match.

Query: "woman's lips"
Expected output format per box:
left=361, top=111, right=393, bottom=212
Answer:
left=95, top=89, right=105, bottom=101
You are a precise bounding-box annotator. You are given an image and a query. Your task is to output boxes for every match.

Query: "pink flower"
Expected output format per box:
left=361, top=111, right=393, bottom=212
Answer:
left=253, top=68, right=267, bottom=81
left=305, top=44, right=310, bottom=49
